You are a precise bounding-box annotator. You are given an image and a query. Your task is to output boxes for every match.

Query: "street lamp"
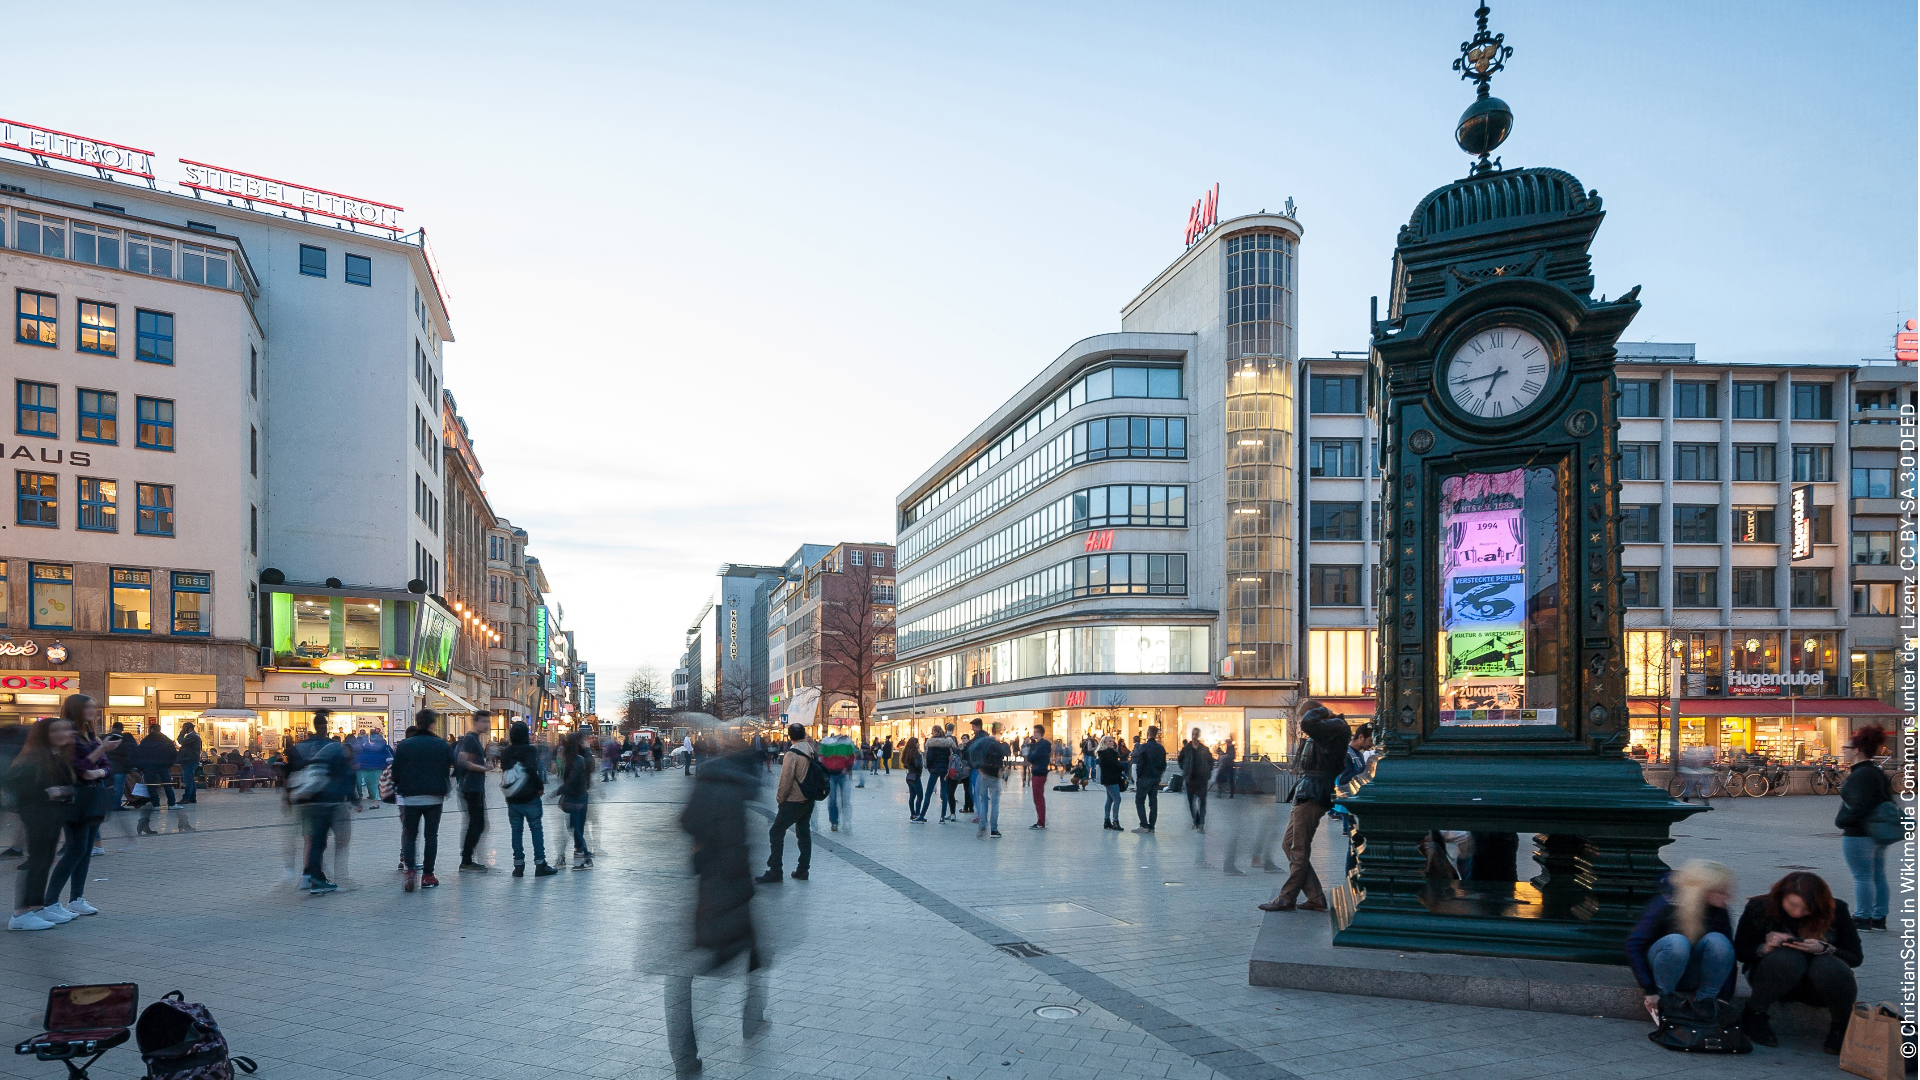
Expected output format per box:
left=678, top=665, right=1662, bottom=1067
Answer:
left=317, top=655, right=358, bottom=676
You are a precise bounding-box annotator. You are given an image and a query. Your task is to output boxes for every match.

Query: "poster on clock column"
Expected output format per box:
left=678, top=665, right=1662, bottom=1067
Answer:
left=1437, top=468, right=1557, bottom=726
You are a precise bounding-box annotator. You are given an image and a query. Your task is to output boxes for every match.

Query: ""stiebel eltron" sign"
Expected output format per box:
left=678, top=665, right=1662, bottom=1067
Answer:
left=179, top=159, right=404, bottom=232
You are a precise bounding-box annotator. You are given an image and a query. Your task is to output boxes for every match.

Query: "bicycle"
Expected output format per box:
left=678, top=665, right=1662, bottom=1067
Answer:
left=1806, top=758, right=1843, bottom=796
left=1742, top=757, right=1790, bottom=797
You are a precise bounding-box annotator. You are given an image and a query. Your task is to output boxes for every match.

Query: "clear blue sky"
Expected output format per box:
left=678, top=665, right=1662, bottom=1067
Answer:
left=13, top=1, right=1914, bottom=698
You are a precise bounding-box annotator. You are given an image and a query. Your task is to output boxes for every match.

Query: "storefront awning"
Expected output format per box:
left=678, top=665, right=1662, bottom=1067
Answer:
left=1628, top=697, right=1901, bottom=718
left=1314, top=698, right=1380, bottom=719
left=197, top=708, right=258, bottom=720
left=425, top=689, right=481, bottom=715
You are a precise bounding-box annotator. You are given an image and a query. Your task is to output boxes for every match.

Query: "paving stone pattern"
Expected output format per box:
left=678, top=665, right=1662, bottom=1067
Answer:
left=0, top=765, right=1904, bottom=1079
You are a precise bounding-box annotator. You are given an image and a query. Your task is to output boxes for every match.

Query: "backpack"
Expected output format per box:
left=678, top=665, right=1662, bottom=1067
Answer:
left=501, top=762, right=532, bottom=800
left=947, top=753, right=970, bottom=781
left=135, top=991, right=258, bottom=1080
left=1647, top=995, right=1752, bottom=1054
left=377, top=764, right=396, bottom=804
left=791, top=748, right=830, bottom=802
left=982, top=743, right=1005, bottom=778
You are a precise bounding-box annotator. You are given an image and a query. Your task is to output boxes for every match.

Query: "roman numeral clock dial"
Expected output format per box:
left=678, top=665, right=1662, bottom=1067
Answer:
left=1443, top=326, right=1551, bottom=420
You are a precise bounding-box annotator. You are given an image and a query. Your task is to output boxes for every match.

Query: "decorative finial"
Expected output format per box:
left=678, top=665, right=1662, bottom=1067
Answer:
left=1452, top=4, right=1515, bottom=176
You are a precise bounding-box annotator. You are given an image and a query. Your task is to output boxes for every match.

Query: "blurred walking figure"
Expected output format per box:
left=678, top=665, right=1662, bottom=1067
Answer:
left=394, top=710, right=454, bottom=891
left=455, top=712, right=493, bottom=872
left=680, top=734, right=696, bottom=775
left=285, top=710, right=358, bottom=895
left=353, top=729, right=392, bottom=803
left=176, top=722, right=203, bottom=804
left=1097, top=736, right=1124, bottom=830
left=1179, top=730, right=1214, bottom=832
left=1259, top=701, right=1350, bottom=913
left=818, top=729, right=855, bottom=832
left=500, top=721, right=556, bottom=878
left=7, top=716, right=78, bottom=930
left=759, top=723, right=822, bottom=882
left=43, top=695, right=109, bottom=919
left=966, top=718, right=1007, bottom=838
left=135, top=722, right=178, bottom=815
left=558, top=729, right=595, bottom=869
left=601, top=736, right=620, bottom=782
left=668, top=734, right=768, bottom=1078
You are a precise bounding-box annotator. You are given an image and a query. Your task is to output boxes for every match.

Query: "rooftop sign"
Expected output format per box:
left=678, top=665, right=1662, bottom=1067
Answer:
left=1184, top=183, right=1219, bottom=246
left=179, top=159, right=403, bottom=232
left=0, top=118, right=154, bottom=179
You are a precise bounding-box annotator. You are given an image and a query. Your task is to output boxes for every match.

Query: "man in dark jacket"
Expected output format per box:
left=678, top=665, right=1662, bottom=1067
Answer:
left=176, top=722, right=204, bottom=804
left=454, top=712, right=493, bottom=871
left=392, top=709, right=454, bottom=890
left=1023, top=724, right=1052, bottom=830
left=668, top=734, right=766, bottom=1076
left=285, top=711, right=358, bottom=894
left=500, top=721, right=555, bottom=877
left=1179, top=730, right=1215, bottom=831
left=1260, top=701, right=1350, bottom=912
left=104, top=722, right=134, bottom=810
left=1131, top=727, right=1167, bottom=833
left=136, top=725, right=179, bottom=809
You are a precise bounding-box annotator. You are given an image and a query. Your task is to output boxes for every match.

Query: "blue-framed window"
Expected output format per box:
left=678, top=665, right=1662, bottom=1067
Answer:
left=78, top=389, right=117, bottom=444
left=135, top=310, right=174, bottom=364
left=110, top=568, right=151, bottom=633
left=78, top=301, right=117, bottom=355
left=136, top=397, right=174, bottom=450
left=171, top=572, right=210, bottom=635
left=78, top=477, right=117, bottom=532
left=136, top=483, right=174, bottom=536
left=299, top=245, right=326, bottom=278
left=16, top=290, right=56, bottom=346
left=16, top=381, right=57, bottom=437
left=16, top=471, right=56, bottom=527
left=344, top=253, right=371, bottom=286
left=29, top=563, right=73, bottom=630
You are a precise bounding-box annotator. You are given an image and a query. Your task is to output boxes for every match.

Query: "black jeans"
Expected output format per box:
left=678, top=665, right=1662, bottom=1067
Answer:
left=304, top=802, right=345, bottom=881
left=906, top=774, right=926, bottom=819
left=401, top=803, right=443, bottom=874
left=44, top=818, right=96, bottom=904
left=460, top=790, right=486, bottom=862
left=938, top=774, right=958, bottom=818
left=1187, top=783, right=1209, bottom=827
left=15, top=805, right=63, bottom=911
left=767, top=800, right=813, bottom=873
left=1135, top=782, right=1159, bottom=828
left=1745, top=947, right=1857, bottom=1025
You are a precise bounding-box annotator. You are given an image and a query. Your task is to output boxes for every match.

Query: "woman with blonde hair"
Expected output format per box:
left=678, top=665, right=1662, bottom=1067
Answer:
left=1624, top=859, right=1737, bottom=1012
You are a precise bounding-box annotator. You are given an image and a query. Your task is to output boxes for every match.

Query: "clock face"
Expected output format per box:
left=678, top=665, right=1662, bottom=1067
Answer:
left=1444, top=326, right=1552, bottom=420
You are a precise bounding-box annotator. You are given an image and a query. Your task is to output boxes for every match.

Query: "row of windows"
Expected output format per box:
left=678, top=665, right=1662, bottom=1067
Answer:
left=0, top=562, right=209, bottom=635
left=297, top=245, right=372, bottom=286
left=414, top=405, right=440, bottom=474
left=1622, top=442, right=1834, bottom=482
left=15, top=382, right=175, bottom=448
left=1309, top=438, right=1373, bottom=478
left=898, top=553, right=1189, bottom=653
left=1225, top=231, right=1295, bottom=360
left=884, top=624, right=1213, bottom=699
left=898, top=484, right=1188, bottom=608
left=902, top=361, right=1185, bottom=527
left=16, top=291, right=176, bottom=363
left=1622, top=503, right=1834, bottom=545
left=1621, top=567, right=1840, bottom=608
left=1308, top=374, right=1363, bottom=414
left=14, top=471, right=175, bottom=534
left=1308, top=501, right=1381, bottom=541
left=897, top=416, right=1189, bottom=567
left=414, top=541, right=441, bottom=596
left=414, top=473, right=439, bottom=536
left=8, top=209, right=234, bottom=289
left=845, top=549, right=888, bottom=567
left=1618, top=378, right=1834, bottom=420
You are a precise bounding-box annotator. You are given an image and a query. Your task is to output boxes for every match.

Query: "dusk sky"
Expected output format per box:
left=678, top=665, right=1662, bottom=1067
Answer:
left=12, top=1, right=1913, bottom=700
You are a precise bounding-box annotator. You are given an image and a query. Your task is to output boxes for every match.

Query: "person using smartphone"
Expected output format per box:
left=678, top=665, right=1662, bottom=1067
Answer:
left=1732, top=871, right=1862, bottom=1054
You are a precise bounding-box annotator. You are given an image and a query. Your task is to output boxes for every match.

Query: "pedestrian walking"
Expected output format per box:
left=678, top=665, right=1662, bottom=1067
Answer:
left=42, top=695, right=109, bottom=920
left=393, top=710, right=453, bottom=891
left=104, top=722, right=133, bottom=809
left=176, top=722, right=203, bottom=804
left=924, top=726, right=958, bottom=823
left=285, top=711, right=358, bottom=895
left=669, top=733, right=767, bottom=1078
left=652, top=735, right=665, bottom=772
left=1835, top=725, right=1894, bottom=932
left=1023, top=724, right=1051, bottom=830
left=1178, top=730, right=1214, bottom=831
left=1259, top=701, right=1349, bottom=913
left=498, top=721, right=556, bottom=877
left=902, top=736, right=927, bottom=822
left=680, top=734, right=696, bottom=775
left=965, top=719, right=1005, bottom=838
left=135, top=723, right=178, bottom=813
left=818, top=729, right=856, bottom=832
left=1625, top=860, right=1737, bottom=1015
left=7, top=716, right=79, bottom=930
left=559, top=729, right=595, bottom=869
left=1734, top=871, right=1862, bottom=1054
left=353, top=729, right=392, bottom=803
left=1096, top=737, right=1124, bottom=829
left=454, top=713, right=492, bottom=872
left=857, top=739, right=872, bottom=787
left=881, top=736, right=894, bottom=775
left=758, top=723, right=822, bottom=882
left=1214, top=737, right=1236, bottom=799
left=956, top=730, right=976, bottom=815
left=1130, top=727, right=1166, bottom=833
left=1676, top=743, right=1714, bottom=806
left=601, top=736, right=621, bottom=782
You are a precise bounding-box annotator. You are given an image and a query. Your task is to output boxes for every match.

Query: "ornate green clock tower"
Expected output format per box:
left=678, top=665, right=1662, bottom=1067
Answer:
left=1336, top=5, right=1701, bottom=964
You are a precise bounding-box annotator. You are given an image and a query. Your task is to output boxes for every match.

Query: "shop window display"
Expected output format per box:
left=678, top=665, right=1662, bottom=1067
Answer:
left=268, top=592, right=418, bottom=671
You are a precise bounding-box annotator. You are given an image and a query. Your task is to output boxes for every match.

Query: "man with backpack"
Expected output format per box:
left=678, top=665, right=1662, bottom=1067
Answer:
left=1131, top=727, right=1167, bottom=833
left=818, top=728, right=856, bottom=832
left=1023, top=723, right=1052, bottom=829
left=965, top=719, right=1007, bottom=838
left=285, top=710, right=359, bottom=895
left=1259, top=701, right=1350, bottom=913
left=758, top=724, right=823, bottom=883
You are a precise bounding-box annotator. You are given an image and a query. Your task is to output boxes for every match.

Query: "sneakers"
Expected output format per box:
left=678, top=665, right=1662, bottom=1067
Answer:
left=308, top=879, right=339, bottom=895
left=90, top=846, right=105, bottom=856
left=35, top=904, right=75, bottom=924
left=573, top=855, right=593, bottom=870
left=830, top=824, right=839, bottom=832
left=420, top=874, right=440, bottom=889
left=1029, top=823, right=1045, bottom=829
left=1133, top=827, right=1151, bottom=834
left=989, top=830, right=1002, bottom=838
left=404, top=871, right=418, bottom=893
left=458, top=861, right=489, bottom=873
left=59, top=899, right=98, bottom=916
left=978, top=827, right=987, bottom=839
left=1740, top=1007, right=1778, bottom=1048
left=754, top=870, right=783, bottom=884
left=534, top=863, right=559, bottom=877
left=8, top=911, right=55, bottom=931
left=791, top=868, right=808, bottom=880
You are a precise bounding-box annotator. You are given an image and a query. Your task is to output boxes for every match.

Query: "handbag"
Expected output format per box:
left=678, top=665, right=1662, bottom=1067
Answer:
left=74, top=782, right=115, bottom=822
left=1839, top=1001, right=1908, bottom=1079
left=1865, top=801, right=1908, bottom=846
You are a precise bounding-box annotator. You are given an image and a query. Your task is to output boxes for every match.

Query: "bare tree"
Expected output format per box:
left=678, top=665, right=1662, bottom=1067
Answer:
left=818, top=560, right=894, bottom=739
left=714, top=669, right=764, bottom=722
left=622, top=667, right=666, bottom=732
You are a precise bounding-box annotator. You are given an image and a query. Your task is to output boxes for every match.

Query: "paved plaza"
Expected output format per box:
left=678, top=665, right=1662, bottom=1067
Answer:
left=0, top=766, right=1907, bottom=1080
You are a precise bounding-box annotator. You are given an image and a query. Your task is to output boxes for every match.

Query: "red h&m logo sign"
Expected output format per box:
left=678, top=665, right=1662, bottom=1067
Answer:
left=1202, top=690, right=1227, bottom=706
left=1062, top=691, right=1088, bottom=708
left=1184, top=183, right=1219, bottom=246
left=974, top=700, right=985, bottom=713
left=1083, top=530, right=1115, bottom=553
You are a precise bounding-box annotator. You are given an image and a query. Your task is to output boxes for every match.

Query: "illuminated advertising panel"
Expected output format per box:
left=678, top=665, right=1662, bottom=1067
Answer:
left=1436, top=467, right=1558, bottom=726
left=1789, top=485, right=1813, bottom=560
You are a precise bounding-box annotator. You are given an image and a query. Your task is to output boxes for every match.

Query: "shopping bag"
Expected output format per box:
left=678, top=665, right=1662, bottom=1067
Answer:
left=1839, top=1001, right=1905, bottom=1080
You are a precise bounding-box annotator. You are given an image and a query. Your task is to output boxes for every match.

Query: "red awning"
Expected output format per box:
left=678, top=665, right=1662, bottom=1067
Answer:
left=1315, top=697, right=1380, bottom=718
left=1628, top=697, right=1900, bottom=718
